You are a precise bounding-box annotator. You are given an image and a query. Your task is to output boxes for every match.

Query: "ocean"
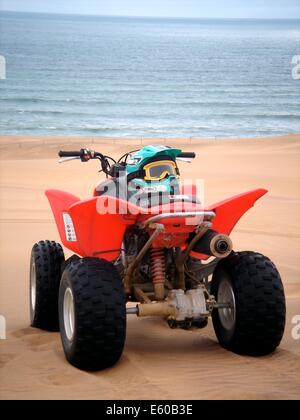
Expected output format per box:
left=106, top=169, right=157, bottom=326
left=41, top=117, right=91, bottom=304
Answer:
left=0, top=12, right=299, bottom=138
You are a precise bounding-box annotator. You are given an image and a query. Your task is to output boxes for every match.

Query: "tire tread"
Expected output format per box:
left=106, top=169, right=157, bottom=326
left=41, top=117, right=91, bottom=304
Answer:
left=59, top=257, right=126, bottom=371
left=211, top=251, right=286, bottom=356
left=30, top=240, right=64, bottom=331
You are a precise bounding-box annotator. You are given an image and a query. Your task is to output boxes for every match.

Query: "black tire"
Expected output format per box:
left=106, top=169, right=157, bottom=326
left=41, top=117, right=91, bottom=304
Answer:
left=211, top=251, right=286, bottom=356
left=59, top=258, right=126, bottom=371
left=30, top=240, right=65, bottom=331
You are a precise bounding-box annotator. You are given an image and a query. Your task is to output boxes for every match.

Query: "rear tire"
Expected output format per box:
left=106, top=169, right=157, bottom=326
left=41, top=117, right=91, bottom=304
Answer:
left=30, top=240, right=65, bottom=331
left=59, top=258, right=126, bottom=371
left=211, top=251, right=286, bottom=356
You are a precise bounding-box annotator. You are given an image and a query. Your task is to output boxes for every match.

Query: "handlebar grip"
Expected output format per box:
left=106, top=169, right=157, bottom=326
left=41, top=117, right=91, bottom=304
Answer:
left=178, top=152, right=196, bottom=159
left=59, top=151, right=83, bottom=158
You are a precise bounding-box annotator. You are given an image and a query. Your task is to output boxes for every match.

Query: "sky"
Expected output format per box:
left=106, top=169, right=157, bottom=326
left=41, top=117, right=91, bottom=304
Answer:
left=1, top=0, right=300, bottom=19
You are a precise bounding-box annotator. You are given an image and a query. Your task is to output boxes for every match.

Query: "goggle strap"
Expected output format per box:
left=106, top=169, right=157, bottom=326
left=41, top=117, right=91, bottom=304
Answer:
left=127, top=169, right=146, bottom=182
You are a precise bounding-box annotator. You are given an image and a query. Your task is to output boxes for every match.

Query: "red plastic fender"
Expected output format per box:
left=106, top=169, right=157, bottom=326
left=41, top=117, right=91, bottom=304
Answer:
left=45, top=189, right=82, bottom=255
left=46, top=191, right=139, bottom=260
left=68, top=196, right=137, bottom=260
left=208, top=188, right=268, bottom=235
left=190, top=188, right=268, bottom=260
left=46, top=188, right=267, bottom=262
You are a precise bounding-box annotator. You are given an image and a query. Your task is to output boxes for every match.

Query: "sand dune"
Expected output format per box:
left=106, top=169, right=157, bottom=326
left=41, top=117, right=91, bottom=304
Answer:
left=0, top=135, right=300, bottom=400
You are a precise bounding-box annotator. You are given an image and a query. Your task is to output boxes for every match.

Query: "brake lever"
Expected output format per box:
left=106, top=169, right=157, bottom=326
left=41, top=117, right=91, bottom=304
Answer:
left=58, top=157, right=81, bottom=163
left=176, top=158, right=193, bottom=163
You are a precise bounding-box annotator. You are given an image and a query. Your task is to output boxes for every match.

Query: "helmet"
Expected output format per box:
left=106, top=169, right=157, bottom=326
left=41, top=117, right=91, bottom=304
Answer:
left=126, top=145, right=182, bottom=199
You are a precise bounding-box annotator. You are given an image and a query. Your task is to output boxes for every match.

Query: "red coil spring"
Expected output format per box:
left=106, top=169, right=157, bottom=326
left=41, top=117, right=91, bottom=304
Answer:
left=150, top=248, right=165, bottom=285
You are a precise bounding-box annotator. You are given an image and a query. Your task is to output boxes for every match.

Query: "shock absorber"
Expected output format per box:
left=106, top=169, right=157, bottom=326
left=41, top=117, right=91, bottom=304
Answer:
left=150, top=247, right=166, bottom=300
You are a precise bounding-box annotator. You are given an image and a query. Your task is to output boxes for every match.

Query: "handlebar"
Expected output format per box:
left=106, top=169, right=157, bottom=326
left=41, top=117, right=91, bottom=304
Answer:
left=58, top=148, right=196, bottom=176
left=59, top=149, right=196, bottom=160
left=178, top=152, right=196, bottom=159
left=59, top=149, right=97, bottom=160
left=59, top=150, right=84, bottom=158
left=59, top=148, right=115, bottom=176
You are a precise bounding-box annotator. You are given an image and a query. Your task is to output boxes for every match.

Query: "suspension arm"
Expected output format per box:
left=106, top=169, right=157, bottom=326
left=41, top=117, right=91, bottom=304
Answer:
left=175, top=221, right=212, bottom=290
left=123, top=223, right=164, bottom=296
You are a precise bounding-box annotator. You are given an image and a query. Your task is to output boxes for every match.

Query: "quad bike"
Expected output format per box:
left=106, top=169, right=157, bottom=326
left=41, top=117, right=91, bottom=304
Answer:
left=29, top=145, right=286, bottom=371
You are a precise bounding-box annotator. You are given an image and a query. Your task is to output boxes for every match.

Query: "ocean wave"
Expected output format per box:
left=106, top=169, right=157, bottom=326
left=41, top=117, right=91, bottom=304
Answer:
left=1, top=97, right=75, bottom=104
left=2, top=86, right=298, bottom=98
left=3, top=107, right=299, bottom=121
left=2, top=99, right=299, bottom=112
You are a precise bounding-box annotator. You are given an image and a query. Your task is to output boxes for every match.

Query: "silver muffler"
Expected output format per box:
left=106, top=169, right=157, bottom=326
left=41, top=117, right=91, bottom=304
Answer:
left=193, top=229, right=233, bottom=258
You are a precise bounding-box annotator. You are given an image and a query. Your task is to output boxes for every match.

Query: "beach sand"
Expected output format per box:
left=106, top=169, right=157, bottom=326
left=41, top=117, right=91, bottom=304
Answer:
left=0, top=134, right=300, bottom=400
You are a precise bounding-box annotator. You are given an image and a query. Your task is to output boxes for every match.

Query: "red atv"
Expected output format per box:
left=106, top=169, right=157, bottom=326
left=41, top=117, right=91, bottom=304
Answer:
left=29, top=146, right=286, bottom=371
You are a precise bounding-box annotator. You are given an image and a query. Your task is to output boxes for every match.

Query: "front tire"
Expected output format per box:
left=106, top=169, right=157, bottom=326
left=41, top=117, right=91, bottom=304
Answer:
left=59, top=258, right=126, bottom=371
left=30, top=240, right=65, bottom=331
left=211, top=252, right=286, bottom=356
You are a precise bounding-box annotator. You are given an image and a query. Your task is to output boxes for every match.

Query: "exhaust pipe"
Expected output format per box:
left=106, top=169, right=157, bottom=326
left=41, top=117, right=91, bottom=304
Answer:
left=193, top=230, right=233, bottom=258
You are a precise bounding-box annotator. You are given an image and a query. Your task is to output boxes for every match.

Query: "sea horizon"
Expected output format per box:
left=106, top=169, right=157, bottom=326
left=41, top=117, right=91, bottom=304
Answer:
left=2, top=10, right=300, bottom=21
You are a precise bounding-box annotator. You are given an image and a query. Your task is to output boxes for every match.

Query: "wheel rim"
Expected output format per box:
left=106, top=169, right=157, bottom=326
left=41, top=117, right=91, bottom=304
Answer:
left=30, top=262, right=36, bottom=312
left=63, top=287, right=75, bottom=341
left=218, top=276, right=236, bottom=330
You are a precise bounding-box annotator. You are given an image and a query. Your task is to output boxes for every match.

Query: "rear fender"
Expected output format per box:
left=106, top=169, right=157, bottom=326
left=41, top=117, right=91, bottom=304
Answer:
left=46, top=190, right=138, bottom=260
left=208, top=188, right=268, bottom=235
left=190, top=188, right=268, bottom=260
left=68, top=196, right=137, bottom=260
left=45, top=189, right=82, bottom=255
